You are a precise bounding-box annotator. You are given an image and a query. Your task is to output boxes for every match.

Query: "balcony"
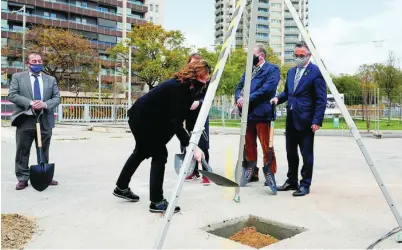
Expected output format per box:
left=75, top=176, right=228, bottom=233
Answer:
left=2, top=10, right=122, bottom=37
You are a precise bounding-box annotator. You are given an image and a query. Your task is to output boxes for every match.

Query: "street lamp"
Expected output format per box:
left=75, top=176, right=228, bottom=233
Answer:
left=11, top=5, right=26, bottom=71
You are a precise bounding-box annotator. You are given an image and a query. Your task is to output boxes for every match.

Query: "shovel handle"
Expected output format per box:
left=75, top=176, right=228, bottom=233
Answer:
left=201, top=158, right=212, bottom=172
left=36, top=122, right=42, bottom=148
left=268, top=123, right=274, bottom=148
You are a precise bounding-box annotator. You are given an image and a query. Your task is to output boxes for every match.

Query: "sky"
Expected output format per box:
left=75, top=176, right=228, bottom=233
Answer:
left=163, top=0, right=402, bottom=75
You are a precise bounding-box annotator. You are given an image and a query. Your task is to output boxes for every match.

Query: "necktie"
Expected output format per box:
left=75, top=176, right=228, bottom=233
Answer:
left=293, top=67, right=303, bottom=92
left=33, top=75, right=41, bottom=100
left=251, top=66, right=260, bottom=78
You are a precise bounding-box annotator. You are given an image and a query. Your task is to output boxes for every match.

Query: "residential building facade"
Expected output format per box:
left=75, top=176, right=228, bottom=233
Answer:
left=1, top=0, right=148, bottom=90
left=214, top=0, right=309, bottom=64
left=144, top=0, right=163, bottom=26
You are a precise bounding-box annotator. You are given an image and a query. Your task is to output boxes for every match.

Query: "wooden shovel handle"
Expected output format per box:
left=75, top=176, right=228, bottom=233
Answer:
left=36, top=123, right=42, bottom=148
left=268, top=122, right=274, bottom=148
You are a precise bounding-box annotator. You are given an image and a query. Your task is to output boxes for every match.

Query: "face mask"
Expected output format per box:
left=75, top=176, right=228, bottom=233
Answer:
left=253, top=55, right=260, bottom=66
left=294, top=57, right=308, bottom=67
left=29, top=64, right=43, bottom=73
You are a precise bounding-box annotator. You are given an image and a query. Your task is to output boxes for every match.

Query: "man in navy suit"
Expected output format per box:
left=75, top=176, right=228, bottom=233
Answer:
left=271, top=41, right=327, bottom=197
left=235, top=44, right=280, bottom=193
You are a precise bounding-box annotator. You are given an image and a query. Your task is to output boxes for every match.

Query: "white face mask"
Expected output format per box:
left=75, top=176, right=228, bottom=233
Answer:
left=295, top=57, right=309, bottom=67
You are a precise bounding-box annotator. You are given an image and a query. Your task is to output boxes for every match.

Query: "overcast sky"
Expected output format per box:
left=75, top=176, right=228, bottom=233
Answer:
left=164, top=0, right=402, bottom=75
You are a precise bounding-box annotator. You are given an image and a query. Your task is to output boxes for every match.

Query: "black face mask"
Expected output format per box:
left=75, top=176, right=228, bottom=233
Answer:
left=253, top=55, right=260, bottom=66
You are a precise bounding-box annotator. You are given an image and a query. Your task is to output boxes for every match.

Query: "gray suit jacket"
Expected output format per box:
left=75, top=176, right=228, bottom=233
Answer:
left=8, top=71, right=61, bottom=129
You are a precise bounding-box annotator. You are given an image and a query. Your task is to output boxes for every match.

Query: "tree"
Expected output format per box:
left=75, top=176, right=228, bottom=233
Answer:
left=195, top=45, right=281, bottom=96
left=357, top=64, right=377, bottom=131
left=279, top=63, right=293, bottom=92
left=332, top=74, right=362, bottom=105
left=373, top=51, right=402, bottom=126
left=109, top=23, right=190, bottom=90
left=2, top=25, right=99, bottom=95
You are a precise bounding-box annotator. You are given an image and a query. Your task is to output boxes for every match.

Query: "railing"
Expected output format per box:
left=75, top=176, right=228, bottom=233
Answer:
left=57, top=104, right=129, bottom=122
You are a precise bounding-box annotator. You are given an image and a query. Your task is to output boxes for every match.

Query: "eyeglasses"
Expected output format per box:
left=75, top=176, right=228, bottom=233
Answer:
left=294, top=54, right=307, bottom=59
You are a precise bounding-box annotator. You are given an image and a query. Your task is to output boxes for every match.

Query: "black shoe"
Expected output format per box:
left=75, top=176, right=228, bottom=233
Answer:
left=113, top=187, right=140, bottom=202
left=149, top=199, right=181, bottom=214
left=277, top=182, right=299, bottom=191
left=293, top=186, right=310, bottom=197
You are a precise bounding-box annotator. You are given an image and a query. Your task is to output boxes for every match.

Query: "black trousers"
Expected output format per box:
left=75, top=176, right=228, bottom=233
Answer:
left=15, top=115, right=52, bottom=181
left=285, top=112, right=315, bottom=188
left=116, top=145, right=168, bottom=203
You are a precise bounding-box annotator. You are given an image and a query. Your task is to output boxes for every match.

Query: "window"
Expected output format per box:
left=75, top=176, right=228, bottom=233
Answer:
left=257, top=24, right=269, bottom=29
left=271, top=11, right=281, bottom=17
left=271, top=19, right=281, bottom=24
left=271, top=35, right=281, bottom=41
left=271, top=27, right=282, bottom=32
left=50, top=13, right=56, bottom=18
left=150, top=16, right=153, bottom=23
left=257, top=16, right=268, bottom=21
left=82, top=1, right=87, bottom=7
left=155, top=4, right=159, bottom=13
left=256, top=33, right=268, bottom=38
left=258, top=8, right=268, bottom=12
left=272, top=3, right=281, bottom=8
left=259, top=0, right=268, bottom=3
left=44, top=12, right=49, bottom=17
left=150, top=4, right=153, bottom=11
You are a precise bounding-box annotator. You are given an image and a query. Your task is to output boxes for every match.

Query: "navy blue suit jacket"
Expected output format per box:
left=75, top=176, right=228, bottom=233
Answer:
left=234, top=62, right=280, bottom=122
left=277, top=62, right=327, bottom=131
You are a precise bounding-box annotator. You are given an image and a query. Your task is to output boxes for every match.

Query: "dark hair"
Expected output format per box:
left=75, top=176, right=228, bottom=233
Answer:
left=295, top=41, right=310, bottom=52
left=255, top=44, right=267, bottom=58
left=187, top=53, right=202, bottom=64
left=26, top=52, right=43, bottom=63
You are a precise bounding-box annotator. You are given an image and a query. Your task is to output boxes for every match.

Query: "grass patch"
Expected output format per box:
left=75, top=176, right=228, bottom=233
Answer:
left=209, top=118, right=402, bottom=130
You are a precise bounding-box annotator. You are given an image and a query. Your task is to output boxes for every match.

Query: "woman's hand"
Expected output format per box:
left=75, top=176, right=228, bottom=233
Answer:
left=193, top=147, right=204, bottom=163
left=190, top=101, right=200, bottom=110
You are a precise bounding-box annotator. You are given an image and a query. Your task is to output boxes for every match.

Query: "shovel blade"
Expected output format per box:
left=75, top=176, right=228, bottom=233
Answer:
left=29, top=163, right=55, bottom=192
left=174, top=154, right=196, bottom=178
left=199, top=170, right=239, bottom=187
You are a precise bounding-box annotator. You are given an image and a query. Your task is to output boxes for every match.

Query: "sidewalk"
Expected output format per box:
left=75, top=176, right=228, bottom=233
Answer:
left=53, top=122, right=402, bottom=138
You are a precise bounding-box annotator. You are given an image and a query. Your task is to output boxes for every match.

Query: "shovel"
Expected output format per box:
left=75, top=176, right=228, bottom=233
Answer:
left=174, top=153, right=239, bottom=187
left=29, top=109, right=55, bottom=192
left=262, top=103, right=278, bottom=195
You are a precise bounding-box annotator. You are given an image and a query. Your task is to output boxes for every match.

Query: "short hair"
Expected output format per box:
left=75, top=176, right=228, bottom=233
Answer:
left=295, top=41, right=310, bottom=53
left=255, top=44, right=266, bottom=58
left=26, top=52, right=43, bottom=63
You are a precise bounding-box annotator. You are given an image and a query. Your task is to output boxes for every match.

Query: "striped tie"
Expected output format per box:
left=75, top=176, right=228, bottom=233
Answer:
left=293, top=67, right=303, bottom=92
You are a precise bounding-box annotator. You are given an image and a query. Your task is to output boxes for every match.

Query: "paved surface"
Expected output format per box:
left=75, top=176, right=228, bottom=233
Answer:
left=1, top=126, right=402, bottom=249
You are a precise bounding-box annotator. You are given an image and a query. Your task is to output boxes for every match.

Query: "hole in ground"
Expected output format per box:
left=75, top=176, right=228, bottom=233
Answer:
left=201, top=214, right=307, bottom=249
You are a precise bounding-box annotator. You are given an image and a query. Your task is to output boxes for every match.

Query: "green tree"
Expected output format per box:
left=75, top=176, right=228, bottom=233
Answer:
left=195, top=46, right=281, bottom=96
left=373, top=51, right=402, bottom=126
left=109, top=23, right=190, bottom=90
left=357, top=64, right=377, bottom=131
left=332, top=74, right=362, bottom=105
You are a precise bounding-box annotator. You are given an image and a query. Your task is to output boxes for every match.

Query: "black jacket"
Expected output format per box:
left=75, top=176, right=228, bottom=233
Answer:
left=128, top=78, right=204, bottom=156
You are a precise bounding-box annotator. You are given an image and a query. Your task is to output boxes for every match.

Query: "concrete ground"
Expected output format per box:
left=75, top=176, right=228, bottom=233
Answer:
left=1, top=125, right=402, bottom=249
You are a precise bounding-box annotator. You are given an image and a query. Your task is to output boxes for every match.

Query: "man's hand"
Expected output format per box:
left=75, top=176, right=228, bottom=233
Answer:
left=270, top=97, right=279, bottom=105
left=193, top=147, right=204, bottom=163
left=31, top=101, right=46, bottom=110
left=237, top=97, right=244, bottom=108
left=311, top=124, right=320, bottom=132
left=190, top=101, right=200, bottom=110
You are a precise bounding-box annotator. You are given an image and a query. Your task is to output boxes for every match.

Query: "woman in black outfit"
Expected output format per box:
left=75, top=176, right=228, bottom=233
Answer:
left=181, top=53, right=211, bottom=185
left=113, top=60, right=211, bottom=213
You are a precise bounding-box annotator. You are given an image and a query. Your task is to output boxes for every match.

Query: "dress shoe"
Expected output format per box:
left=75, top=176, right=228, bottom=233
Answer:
left=50, top=180, right=58, bottom=185
left=293, top=186, right=310, bottom=197
left=277, top=182, right=299, bottom=191
left=16, top=180, right=28, bottom=190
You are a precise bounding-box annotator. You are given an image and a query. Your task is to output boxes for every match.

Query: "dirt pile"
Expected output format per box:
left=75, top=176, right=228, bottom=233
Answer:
left=229, top=226, right=279, bottom=249
left=1, top=214, right=36, bottom=250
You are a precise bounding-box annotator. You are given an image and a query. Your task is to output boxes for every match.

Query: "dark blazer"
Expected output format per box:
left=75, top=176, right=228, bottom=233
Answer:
left=234, top=62, right=280, bottom=122
left=128, top=78, right=203, bottom=157
left=8, top=71, right=61, bottom=129
left=277, top=62, right=327, bottom=131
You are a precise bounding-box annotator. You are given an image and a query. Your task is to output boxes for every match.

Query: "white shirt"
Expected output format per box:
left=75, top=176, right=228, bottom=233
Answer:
left=24, top=72, right=45, bottom=115
left=294, top=60, right=310, bottom=81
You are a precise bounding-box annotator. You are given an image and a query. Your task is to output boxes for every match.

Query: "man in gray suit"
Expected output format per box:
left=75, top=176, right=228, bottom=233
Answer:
left=8, top=52, right=61, bottom=190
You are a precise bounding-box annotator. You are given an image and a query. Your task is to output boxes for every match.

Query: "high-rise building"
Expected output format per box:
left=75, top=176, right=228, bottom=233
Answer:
left=214, top=0, right=308, bottom=65
left=1, top=0, right=148, bottom=90
left=144, top=0, right=164, bottom=26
